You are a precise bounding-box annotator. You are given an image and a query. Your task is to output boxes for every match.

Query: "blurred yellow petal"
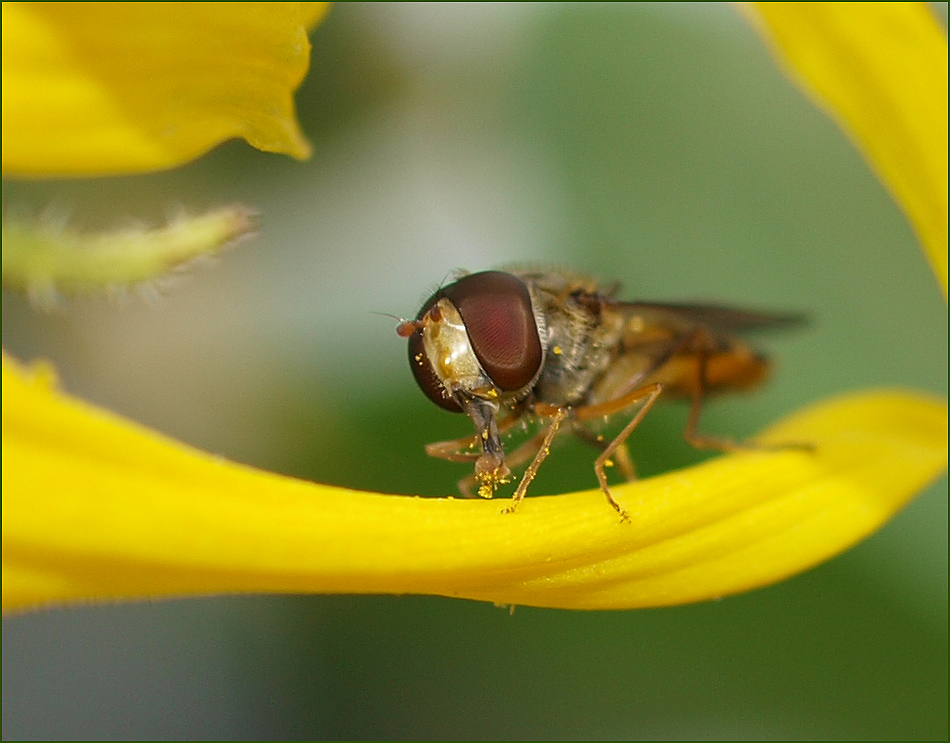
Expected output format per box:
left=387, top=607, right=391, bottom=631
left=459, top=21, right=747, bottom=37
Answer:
left=4, top=354, right=946, bottom=613
left=1, top=2, right=330, bottom=177
left=300, top=2, right=331, bottom=29
left=745, top=3, right=949, bottom=298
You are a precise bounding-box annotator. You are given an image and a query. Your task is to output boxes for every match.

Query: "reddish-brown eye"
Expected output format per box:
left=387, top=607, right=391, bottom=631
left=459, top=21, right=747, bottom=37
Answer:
left=443, top=271, right=543, bottom=391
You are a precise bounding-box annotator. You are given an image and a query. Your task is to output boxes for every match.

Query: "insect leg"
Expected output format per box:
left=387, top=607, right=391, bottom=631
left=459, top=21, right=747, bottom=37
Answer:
left=682, top=333, right=742, bottom=452
left=425, top=435, right=482, bottom=463
left=588, top=383, right=664, bottom=522
left=424, top=407, right=525, bottom=460
left=606, top=439, right=637, bottom=481
left=681, top=334, right=814, bottom=455
left=572, top=424, right=637, bottom=481
left=455, top=425, right=551, bottom=499
left=500, top=407, right=569, bottom=515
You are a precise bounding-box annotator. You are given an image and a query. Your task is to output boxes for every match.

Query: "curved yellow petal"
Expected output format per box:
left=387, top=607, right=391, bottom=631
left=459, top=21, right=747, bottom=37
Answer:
left=1, top=2, right=329, bottom=177
left=3, top=355, right=946, bottom=613
left=745, top=3, right=949, bottom=299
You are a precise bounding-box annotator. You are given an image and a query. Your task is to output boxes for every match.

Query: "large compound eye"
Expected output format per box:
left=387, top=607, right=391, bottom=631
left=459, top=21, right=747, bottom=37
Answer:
left=407, top=330, right=463, bottom=412
left=442, top=271, right=542, bottom=391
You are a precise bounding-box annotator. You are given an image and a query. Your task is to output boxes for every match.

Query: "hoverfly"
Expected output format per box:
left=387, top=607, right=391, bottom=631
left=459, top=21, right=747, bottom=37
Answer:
left=396, top=269, right=803, bottom=521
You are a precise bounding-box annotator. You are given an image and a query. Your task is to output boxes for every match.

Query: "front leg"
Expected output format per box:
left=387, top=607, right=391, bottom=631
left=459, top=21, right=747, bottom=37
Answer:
left=501, top=406, right=569, bottom=514
left=424, top=408, right=525, bottom=497
left=424, top=429, right=510, bottom=499
left=422, top=396, right=514, bottom=499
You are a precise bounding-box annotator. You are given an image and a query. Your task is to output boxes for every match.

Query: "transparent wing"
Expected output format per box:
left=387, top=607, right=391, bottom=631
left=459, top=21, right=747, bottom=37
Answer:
left=612, top=300, right=808, bottom=335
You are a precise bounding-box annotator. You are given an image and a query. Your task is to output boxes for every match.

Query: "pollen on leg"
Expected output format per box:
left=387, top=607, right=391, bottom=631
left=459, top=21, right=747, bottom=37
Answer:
left=474, top=453, right=511, bottom=499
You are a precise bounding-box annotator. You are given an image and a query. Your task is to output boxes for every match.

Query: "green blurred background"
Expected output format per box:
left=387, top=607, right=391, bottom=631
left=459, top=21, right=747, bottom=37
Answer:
left=3, top=4, right=946, bottom=739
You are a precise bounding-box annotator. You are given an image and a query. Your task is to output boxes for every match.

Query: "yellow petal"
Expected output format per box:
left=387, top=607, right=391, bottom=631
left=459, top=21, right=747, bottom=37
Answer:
left=1, top=2, right=329, bottom=177
left=3, top=354, right=946, bottom=613
left=744, top=3, right=949, bottom=299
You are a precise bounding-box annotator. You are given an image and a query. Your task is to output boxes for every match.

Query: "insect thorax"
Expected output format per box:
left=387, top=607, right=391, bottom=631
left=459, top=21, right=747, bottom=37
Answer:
left=531, top=287, right=623, bottom=407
